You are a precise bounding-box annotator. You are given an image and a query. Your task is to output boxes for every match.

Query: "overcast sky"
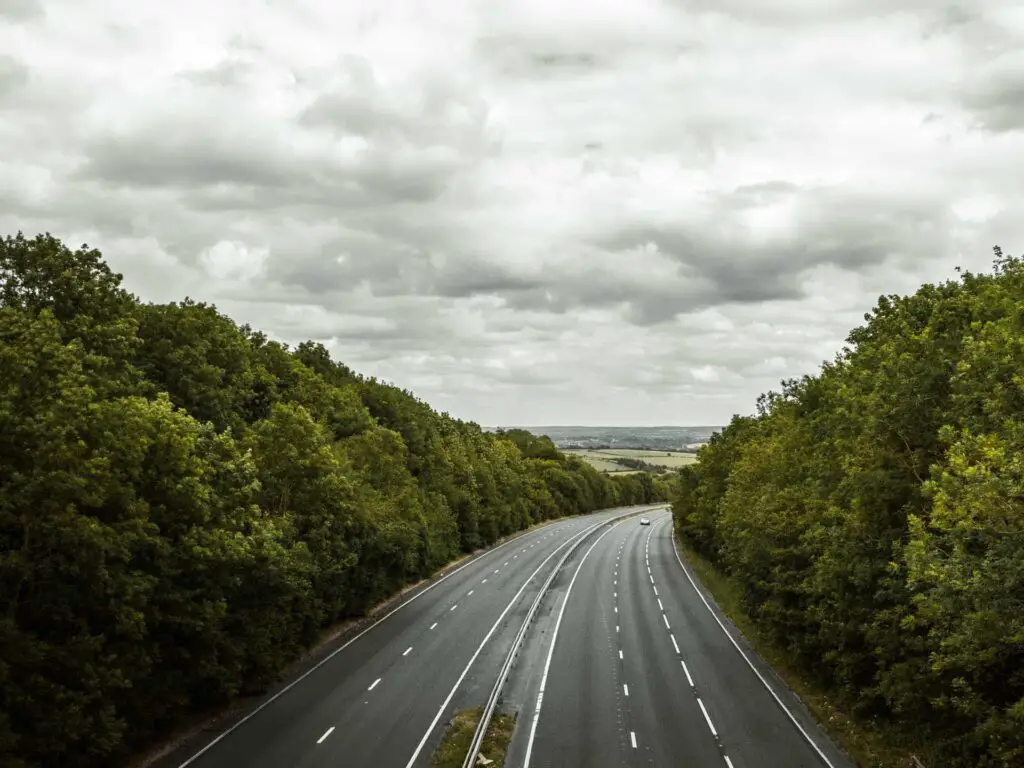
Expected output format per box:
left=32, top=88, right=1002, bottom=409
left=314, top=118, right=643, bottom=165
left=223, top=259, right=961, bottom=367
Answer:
left=2, top=1, right=1022, bottom=426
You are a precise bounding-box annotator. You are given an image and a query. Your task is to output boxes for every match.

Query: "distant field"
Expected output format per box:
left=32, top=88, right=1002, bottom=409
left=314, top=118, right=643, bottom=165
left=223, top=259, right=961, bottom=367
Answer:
left=566, top=448, right=699, bottom=473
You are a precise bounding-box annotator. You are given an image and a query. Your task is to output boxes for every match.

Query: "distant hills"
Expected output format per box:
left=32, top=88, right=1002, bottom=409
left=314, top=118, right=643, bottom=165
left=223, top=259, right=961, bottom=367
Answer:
left=486, top=425, right=722, bottom=452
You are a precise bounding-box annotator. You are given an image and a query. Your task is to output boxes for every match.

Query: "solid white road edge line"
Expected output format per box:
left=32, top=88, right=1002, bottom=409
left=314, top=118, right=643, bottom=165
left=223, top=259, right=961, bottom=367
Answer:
left=669, top=521, right=838, bottom=768
left=175, top=511, right=577, bottom=768
left=522, top=522, right=621, bottom=768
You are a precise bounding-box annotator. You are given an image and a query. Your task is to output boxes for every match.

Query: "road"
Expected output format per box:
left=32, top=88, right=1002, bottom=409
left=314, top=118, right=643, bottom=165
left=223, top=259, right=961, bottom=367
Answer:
left=169, top=505, right=662, bottom=768
left=509, top=510, right=854, bottom=768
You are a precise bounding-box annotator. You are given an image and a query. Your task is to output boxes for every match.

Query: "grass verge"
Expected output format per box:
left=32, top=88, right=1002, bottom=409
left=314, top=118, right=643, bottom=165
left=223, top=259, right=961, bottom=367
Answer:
left=431, top=707, right=516, bottom=768
left=678, top=538, right=927, bottom=768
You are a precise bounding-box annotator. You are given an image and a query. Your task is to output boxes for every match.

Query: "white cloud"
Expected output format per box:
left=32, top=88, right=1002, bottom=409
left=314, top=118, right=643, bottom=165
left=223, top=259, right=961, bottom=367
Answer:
left=1, top=0, right=1022, bottom=426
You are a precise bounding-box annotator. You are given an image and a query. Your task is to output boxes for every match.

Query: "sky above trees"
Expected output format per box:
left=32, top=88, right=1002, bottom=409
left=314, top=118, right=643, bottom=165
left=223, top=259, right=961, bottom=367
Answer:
left=1, top=0, right=1022, bottom=424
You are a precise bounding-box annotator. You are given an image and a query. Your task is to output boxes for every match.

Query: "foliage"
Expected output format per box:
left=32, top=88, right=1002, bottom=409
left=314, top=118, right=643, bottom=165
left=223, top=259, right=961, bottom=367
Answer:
left=0, top=232, right=670, bottom=767
left=672, top=246, right=1024, bottom=767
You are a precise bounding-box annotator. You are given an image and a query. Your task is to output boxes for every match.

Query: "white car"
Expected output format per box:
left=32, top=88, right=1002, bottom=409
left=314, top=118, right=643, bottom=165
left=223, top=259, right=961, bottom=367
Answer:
left=640, top=517, right=651, bottom=525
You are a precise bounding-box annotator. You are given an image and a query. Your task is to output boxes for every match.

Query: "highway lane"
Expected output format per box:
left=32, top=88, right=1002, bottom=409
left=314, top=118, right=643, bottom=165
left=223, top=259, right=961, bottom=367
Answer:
left=514, top=510, right=853, bottom=768
left=172, top=505, right=661, bottom=768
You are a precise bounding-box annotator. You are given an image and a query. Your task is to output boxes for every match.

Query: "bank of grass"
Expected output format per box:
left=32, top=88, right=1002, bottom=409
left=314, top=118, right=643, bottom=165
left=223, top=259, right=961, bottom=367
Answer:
left=431, top=707, right=516, bottom=768
left=677, top=538, right=927, bottom=768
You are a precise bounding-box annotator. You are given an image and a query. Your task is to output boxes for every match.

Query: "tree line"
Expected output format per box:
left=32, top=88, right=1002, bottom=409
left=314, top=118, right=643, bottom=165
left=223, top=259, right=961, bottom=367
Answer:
left=0, top=232, right=671, bottom=768
left=673, top=247, right=1023, bottom=767
left=609, top=457, right=666, bottom=473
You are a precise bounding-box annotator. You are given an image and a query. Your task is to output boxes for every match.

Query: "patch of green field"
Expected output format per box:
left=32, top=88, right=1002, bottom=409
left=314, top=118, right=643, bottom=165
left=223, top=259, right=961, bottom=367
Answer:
left=566, top=448, right=698, bottom=472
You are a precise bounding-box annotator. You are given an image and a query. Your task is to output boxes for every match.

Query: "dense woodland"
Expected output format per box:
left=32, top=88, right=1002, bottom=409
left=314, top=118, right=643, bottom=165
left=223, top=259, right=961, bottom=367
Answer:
left=674, top=247, right=1024, bottom=767
left=0, top=233, right=670, bottom=768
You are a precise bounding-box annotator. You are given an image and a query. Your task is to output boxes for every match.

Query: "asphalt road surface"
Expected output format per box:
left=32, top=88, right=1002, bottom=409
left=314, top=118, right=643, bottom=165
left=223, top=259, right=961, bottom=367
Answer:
left=511, top=510, right=854, bottom=768
left=172, top=505, right=662, bottom=768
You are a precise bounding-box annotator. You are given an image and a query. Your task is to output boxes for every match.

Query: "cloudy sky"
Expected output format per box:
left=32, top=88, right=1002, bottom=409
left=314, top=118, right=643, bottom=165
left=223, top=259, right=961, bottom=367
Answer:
left=2, top=0, right=1022, bottom=426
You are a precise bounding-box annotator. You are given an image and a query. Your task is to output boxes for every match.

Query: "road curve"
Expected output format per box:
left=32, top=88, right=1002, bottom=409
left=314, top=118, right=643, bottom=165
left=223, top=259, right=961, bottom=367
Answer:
left=162, top=505, right=661, bottom=768
left=511, top=510, right=854, bottom=768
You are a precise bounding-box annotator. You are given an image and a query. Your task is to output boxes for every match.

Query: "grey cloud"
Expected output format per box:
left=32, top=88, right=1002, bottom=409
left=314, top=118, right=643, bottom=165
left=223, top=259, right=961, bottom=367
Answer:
left=534, top=53, right=599, bottom=70
left=78, top=126, right=305, bottom=190
left=78, top=124, right=466, bottom=214
left=179, top=60, right=255, bottom=89
left=593, top=183, right=953, bottom=320
left=476, top=34, right=689, bottom=81
left=431, top=259, right=546, bottom=299
left=0, top=55, right=28, bottom=102
left=298, top=56, right=493, bottom=152
left=476, top=39, right=600, bottom=81
left=962, top=57, right=1024, bottom=133
left=485, top=266, right=701, bottom=326
left=275, top=243, right=427, bottom=297
left=671, top=0, right=973, bottom=27
left=73, top=59, right=491, bottom=239
left=351, top=149, right=464, bottom=203
left=0, top=0, right=43, bottom=22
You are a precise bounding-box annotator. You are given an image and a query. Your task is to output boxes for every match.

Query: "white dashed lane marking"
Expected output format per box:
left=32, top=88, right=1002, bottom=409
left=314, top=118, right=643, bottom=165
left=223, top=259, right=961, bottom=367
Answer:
left=698, top=698, right=718, bottom=737
left=317, top=726, right=334, bottom=744
left=429, top=622, right=438, bottom=630
left=630, top=731, right=637, bottom=749
left=368, top=678, right=381, bottom=691
left=682, top=660, right=695, bottom=687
